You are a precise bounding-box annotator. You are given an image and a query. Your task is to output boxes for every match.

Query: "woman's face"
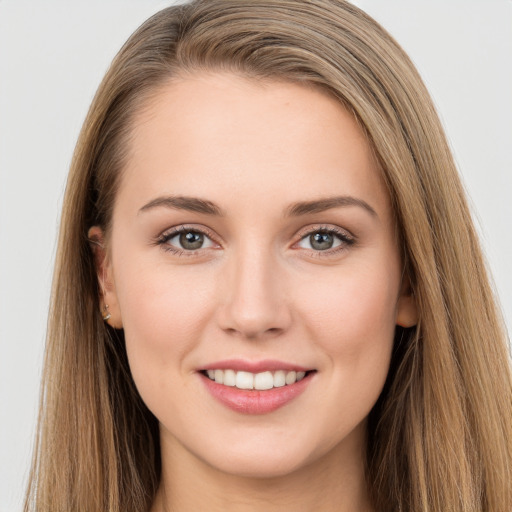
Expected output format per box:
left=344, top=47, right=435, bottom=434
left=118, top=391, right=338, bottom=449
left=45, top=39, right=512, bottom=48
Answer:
left=96, top=73, right=416, bottom=477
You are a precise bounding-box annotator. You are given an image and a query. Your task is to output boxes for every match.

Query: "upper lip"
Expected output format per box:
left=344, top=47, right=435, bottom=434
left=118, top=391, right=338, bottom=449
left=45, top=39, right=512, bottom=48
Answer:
left=200, top=359, right=312, bottom=373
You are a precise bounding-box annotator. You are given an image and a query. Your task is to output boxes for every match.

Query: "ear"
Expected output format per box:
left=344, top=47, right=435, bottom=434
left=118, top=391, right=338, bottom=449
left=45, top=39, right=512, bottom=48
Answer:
left=395, top=276, right=418, bottom=328
left=88, top=226, right=123, bottom=329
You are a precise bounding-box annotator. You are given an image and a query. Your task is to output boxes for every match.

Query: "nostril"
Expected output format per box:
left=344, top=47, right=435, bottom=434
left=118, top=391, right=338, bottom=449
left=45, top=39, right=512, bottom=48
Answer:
left=222, top=325, right=284, bottom=340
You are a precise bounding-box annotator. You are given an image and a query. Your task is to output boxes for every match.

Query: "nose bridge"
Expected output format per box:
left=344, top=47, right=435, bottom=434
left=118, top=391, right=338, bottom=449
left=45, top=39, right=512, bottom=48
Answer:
left=218, top=239, right=290, bottom=338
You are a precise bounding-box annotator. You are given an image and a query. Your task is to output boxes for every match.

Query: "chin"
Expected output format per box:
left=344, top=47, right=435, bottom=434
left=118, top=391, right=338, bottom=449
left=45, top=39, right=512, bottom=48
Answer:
left=188, top=427, right=334, bottom=480
left=205, top=450, right=311, bottom=479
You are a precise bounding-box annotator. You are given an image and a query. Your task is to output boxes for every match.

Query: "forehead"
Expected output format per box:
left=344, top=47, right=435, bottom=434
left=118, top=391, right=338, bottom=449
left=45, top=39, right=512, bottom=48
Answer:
left=116, top=72, right=390, bottom=220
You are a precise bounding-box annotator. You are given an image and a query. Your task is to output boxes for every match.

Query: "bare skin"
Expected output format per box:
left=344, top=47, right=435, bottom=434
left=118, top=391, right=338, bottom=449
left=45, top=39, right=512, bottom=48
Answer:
left=152, top=421, right=370, bottom=512
left=90, top=73, right=417, bottom=512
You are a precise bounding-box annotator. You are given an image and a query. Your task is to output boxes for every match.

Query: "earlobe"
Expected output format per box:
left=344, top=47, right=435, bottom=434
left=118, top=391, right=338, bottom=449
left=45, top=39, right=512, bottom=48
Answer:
left=87, top=226, right=123, bottom=329
left=396, top=277, right=418, bottom=328
left=396, top=294, right=418, bottom=328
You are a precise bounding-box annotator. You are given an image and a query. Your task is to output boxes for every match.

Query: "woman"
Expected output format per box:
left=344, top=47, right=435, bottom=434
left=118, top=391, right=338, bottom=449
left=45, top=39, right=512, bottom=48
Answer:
left=24, top=1, right=512, bottom=511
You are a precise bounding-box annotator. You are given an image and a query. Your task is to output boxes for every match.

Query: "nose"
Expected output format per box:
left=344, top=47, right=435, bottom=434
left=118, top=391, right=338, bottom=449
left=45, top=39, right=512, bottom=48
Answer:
left=216, top=245, right=292, bottom=340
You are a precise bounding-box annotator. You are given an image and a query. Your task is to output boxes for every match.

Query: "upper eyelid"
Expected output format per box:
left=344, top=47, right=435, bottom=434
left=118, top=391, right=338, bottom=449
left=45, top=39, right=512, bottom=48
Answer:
left=159, top=224, right=217, bottom=240
left=294, top=224, right=355, bottom=240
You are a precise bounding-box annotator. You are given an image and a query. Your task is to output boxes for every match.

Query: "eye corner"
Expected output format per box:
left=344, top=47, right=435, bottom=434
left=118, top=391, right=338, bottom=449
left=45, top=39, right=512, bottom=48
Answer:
left=292, top=224, right=356, bottom=257
left=152, top=224, right=222, bottom=256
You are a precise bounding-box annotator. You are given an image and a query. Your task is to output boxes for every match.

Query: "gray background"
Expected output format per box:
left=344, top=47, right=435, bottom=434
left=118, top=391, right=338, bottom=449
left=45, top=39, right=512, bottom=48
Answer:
left=1, top=1, right=511, bottom=510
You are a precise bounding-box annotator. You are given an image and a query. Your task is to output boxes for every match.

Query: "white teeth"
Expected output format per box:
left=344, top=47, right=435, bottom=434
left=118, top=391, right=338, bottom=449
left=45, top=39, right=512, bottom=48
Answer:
left=223, top=369, right=236, bottom=387
left=273, top=370, right=286, bottom=388
left=285, top=371, right=297, bottom=385
left=254, top=371, right=274, bottom=390
left=236, top=371, right=254, bottom=390
left=214, top=369, right=224, bottom=384
left=205, top=369, right=309, bottom=390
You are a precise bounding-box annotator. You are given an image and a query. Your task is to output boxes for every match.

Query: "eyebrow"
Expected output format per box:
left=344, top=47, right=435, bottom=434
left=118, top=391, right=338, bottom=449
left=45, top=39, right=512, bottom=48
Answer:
left=285, top=196, right=378, bottom=218
left=138, top=194, right=377, bottom=218
left=138, top=195, right=224, bottom=216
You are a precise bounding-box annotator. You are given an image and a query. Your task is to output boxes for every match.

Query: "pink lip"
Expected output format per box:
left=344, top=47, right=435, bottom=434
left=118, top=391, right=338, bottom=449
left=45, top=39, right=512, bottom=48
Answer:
left=200, top=359, right=311, bottom=373
left=199, top=368, right=315, bottom=415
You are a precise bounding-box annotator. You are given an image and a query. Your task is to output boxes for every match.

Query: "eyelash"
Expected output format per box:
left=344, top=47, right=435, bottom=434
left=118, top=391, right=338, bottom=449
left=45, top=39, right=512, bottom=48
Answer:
left=153, top=225, right=219, bottom=257
left=153, top=224, right=356, bottom=258
left=294, top=225, right=356, bottom=258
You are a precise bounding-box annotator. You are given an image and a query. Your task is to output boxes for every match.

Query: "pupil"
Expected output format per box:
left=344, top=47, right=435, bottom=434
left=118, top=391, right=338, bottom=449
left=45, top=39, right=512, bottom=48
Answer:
left=179, top=231, right=204, bottom=250
left=310, top=232, right=333, bottom=250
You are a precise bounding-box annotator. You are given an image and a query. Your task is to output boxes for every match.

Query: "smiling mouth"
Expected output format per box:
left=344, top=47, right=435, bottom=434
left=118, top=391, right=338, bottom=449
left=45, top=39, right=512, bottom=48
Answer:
left=201, top=369, right=316, bottom=390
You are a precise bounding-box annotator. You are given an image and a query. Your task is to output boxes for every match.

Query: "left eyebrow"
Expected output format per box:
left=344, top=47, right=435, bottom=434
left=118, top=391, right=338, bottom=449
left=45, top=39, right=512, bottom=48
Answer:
left=285, top=195, right=378, bottom=218
left=138, top=195, right=225, bottom=216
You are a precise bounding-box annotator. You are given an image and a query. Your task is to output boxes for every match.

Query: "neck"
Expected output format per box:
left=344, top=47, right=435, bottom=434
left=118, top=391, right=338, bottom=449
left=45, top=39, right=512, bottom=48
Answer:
left=151, top=425, right=374, bottom=512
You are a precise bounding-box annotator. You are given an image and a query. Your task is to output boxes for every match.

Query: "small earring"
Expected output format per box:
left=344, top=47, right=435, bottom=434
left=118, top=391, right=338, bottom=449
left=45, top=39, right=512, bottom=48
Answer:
left=102, top=304, right=111, bottom=321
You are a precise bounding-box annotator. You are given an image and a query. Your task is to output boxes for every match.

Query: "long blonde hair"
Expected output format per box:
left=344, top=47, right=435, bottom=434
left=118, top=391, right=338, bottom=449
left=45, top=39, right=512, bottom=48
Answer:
left=25, top=1, right=511, bottom=511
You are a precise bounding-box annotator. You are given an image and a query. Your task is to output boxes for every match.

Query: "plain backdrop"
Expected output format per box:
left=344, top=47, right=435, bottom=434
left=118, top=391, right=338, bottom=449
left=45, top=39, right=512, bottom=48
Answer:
left=1, top=1, right=511, bottom=510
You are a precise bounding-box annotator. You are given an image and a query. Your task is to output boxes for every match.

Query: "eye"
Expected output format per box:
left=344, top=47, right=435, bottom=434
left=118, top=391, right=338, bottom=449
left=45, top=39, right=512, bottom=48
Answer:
left=157, top=227, right=217, bottom=253
left=296, top=228, right=354, bottom=252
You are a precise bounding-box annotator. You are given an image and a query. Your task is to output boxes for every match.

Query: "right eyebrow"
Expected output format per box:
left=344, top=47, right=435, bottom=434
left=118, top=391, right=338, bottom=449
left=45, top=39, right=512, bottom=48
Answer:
left=138, top=195, right=225, bottom=216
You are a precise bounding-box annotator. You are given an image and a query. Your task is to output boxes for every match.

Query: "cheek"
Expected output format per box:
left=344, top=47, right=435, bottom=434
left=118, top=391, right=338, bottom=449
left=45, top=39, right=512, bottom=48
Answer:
left=113, top=260, right=216, bottom=403
left=301, top=263, right=398, bottom=338
left=296, top=261, right=398, bottom=393
left=294, top=265, right=398, bottom=444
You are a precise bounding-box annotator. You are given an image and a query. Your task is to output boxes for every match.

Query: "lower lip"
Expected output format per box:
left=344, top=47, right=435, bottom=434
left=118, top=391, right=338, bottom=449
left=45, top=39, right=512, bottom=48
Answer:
left=200, top=372, right=314, bottom=414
